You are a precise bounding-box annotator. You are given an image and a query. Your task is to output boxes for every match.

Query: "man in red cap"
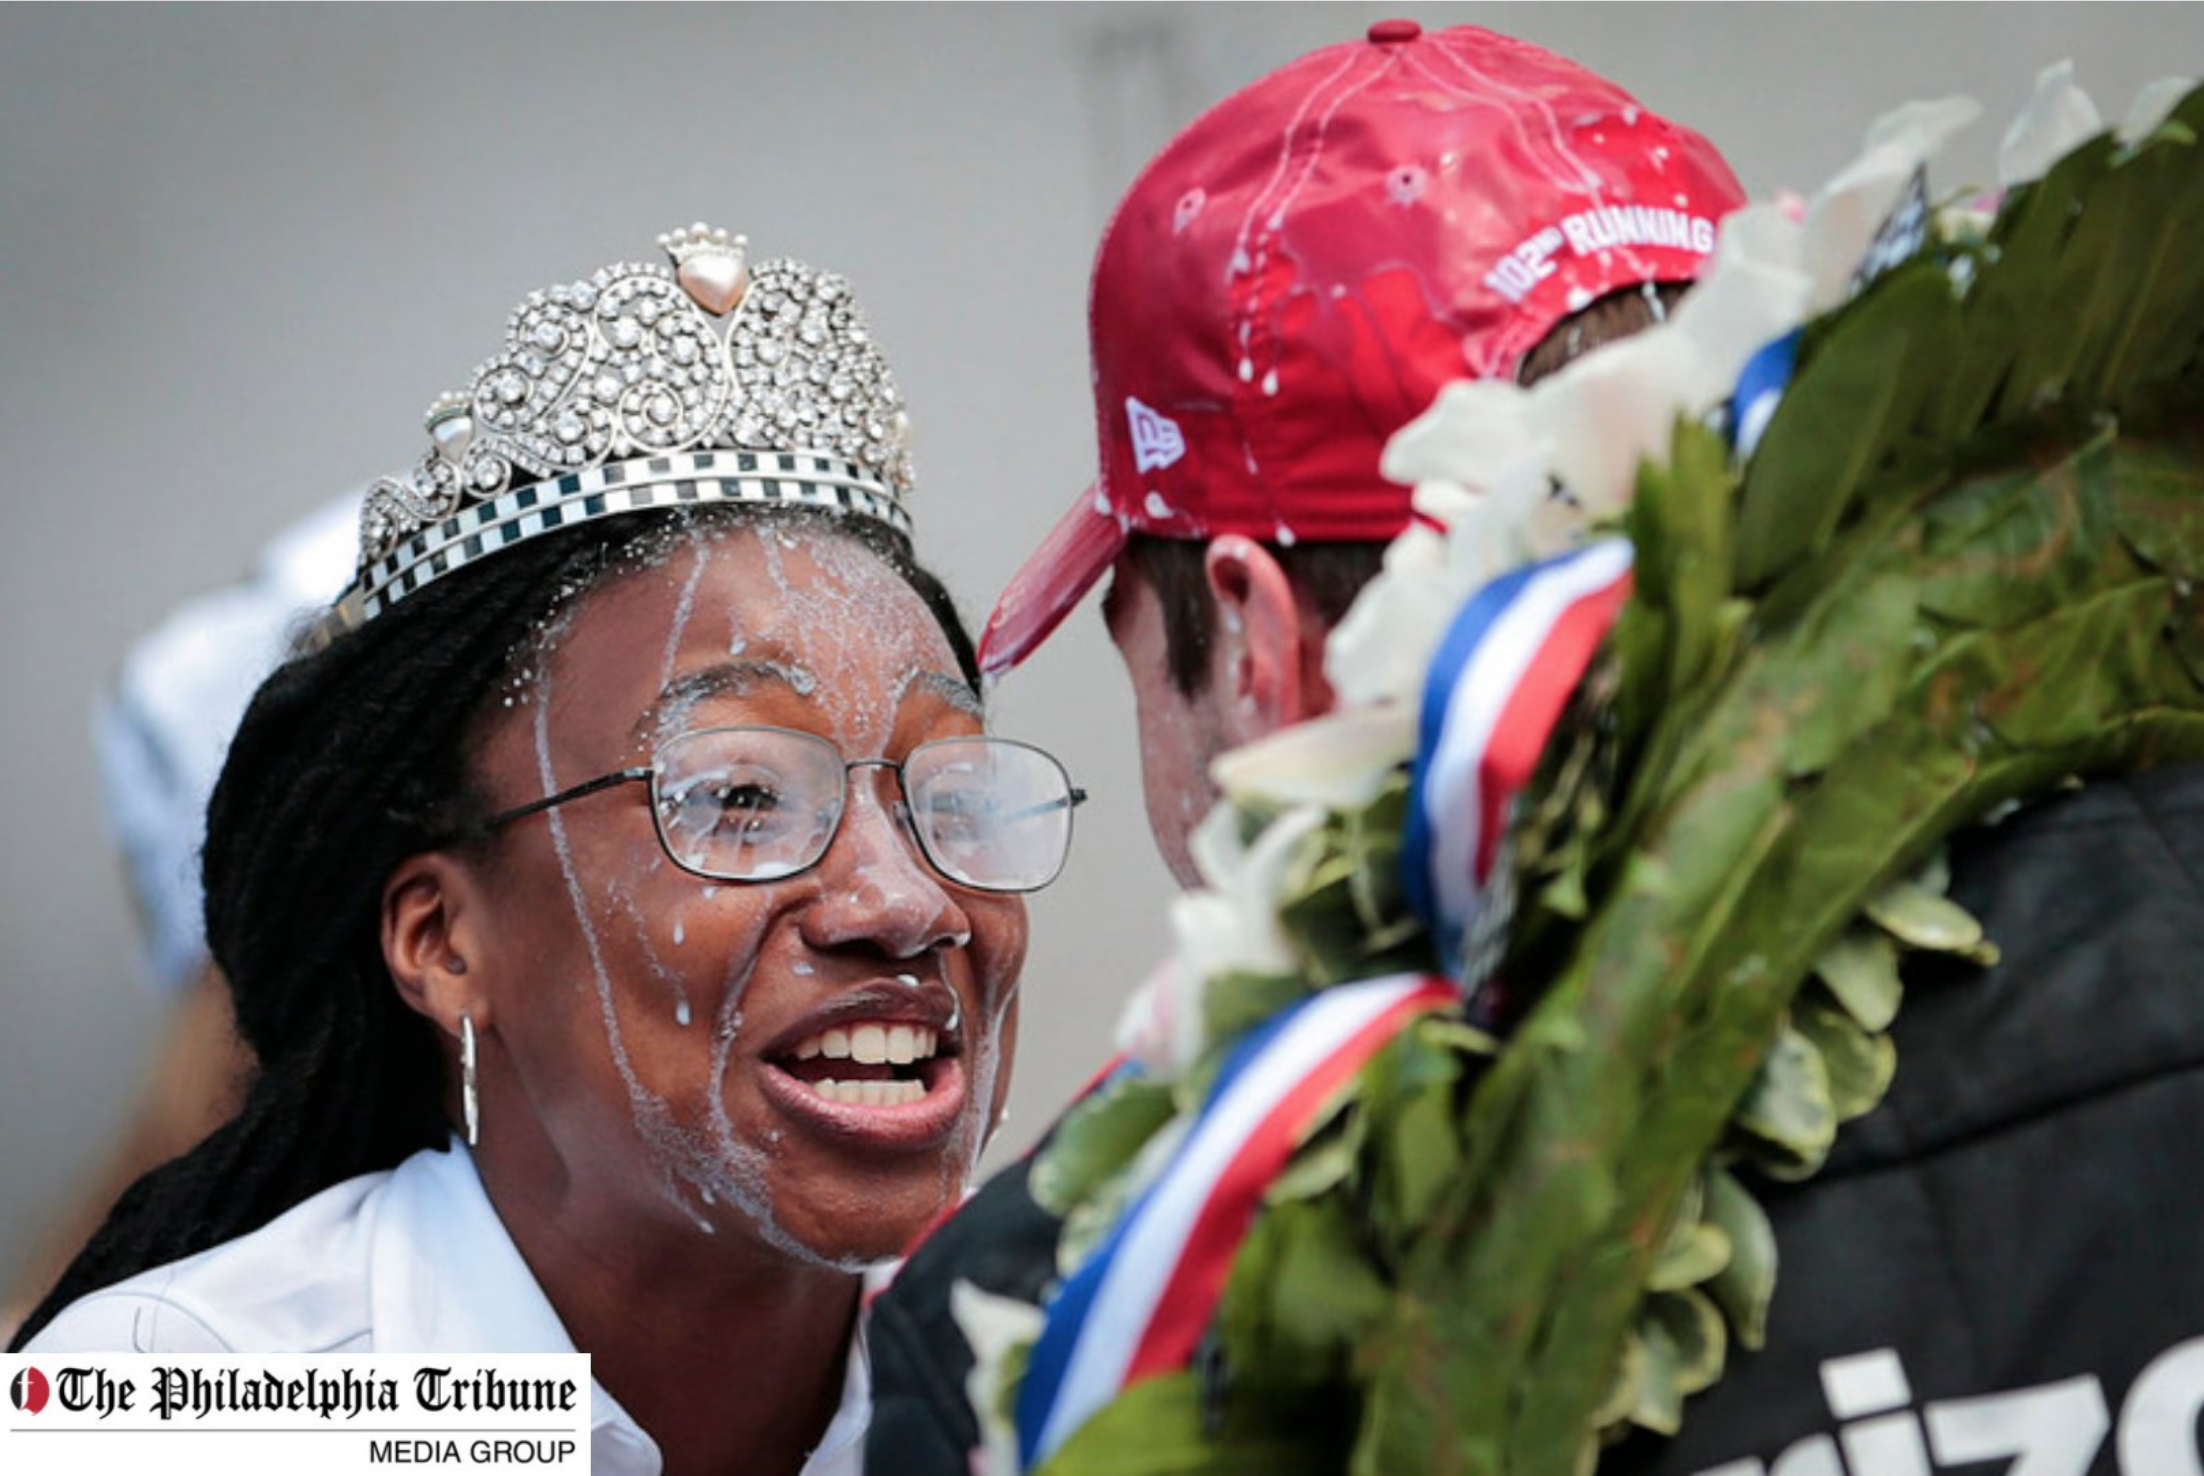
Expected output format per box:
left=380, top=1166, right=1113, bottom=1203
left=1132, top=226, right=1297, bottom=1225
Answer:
left=978, top=17, right=1744, bottom=886
left=867, top=21, right=1745, bottom=1472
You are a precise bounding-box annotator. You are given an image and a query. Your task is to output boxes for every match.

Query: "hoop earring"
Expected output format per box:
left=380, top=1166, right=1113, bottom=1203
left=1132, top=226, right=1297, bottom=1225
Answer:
left=461, top=1011, right=480, bottom=1148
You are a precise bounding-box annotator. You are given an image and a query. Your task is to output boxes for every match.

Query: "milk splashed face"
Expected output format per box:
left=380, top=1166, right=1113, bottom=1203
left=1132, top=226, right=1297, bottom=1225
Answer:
left=525, top=587, right=797, bottom=1254
left=608, top=880, right=693, bottom=1033
left=482, top=513, right=1025, bottom=1269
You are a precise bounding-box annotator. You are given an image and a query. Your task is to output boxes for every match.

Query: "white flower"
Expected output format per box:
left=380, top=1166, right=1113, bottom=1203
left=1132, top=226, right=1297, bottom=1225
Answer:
left=2000, top=60, right=2102, bottom=187
left=1806, top=94, right=1981, bottom=311
left=1176, top=803, right=1323, bottom=982
left=948, top=1279, right=1045, bottom=1476
left=1112, top=953, right=1208, bottom=1079
left=1325, top=523, right=1466, bottom=710
left=1382, top=377, right=1542, bottom=491
left=1668, top=203, right=1813, bottom=400
left=2118, top=76, right=2197, bottom=147
left=1113, top=805, right=1328, bottom=1075
left=1530, top=323, right=1704, bottom=518
left=1212, top=705, right=1415, bottom=812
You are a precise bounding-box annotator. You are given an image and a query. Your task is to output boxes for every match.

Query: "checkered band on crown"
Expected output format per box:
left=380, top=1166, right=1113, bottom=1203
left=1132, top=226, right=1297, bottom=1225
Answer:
left=345, top=229, right=915, bottom=622
left=344, top=450, right=913, bottom=626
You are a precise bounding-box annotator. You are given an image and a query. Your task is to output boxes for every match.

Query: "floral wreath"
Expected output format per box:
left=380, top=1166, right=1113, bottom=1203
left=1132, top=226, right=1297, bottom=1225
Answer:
left=962, top=65, right=2204, bottom=1476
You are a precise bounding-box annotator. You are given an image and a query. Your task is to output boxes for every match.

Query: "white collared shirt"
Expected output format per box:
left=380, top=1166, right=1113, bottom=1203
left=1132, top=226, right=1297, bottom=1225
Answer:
left=25, top=1140, right=869, bottom=1476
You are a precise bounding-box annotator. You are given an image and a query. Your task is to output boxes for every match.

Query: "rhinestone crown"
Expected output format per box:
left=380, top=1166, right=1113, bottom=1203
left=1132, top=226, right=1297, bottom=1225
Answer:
left=325, top=224, right=916, bottom=635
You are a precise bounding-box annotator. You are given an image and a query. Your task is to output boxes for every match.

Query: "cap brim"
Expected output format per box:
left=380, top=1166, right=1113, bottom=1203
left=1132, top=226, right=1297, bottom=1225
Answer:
left=978, top=483, right=1129, bottom=680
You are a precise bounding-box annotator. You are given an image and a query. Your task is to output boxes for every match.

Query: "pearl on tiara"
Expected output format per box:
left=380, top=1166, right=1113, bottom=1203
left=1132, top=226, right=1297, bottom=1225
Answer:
left=660, top=223, right=752, bottom=316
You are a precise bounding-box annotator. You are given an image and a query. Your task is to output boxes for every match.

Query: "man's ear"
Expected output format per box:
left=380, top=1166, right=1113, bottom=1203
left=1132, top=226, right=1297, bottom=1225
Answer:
left=382, top=852, right=490, bottom=1035
left=1204, top=535, right=1334, bottom=743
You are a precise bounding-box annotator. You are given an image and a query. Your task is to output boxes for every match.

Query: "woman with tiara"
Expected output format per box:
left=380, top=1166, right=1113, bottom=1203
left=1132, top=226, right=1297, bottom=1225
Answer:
left=12, top=223, right=1083, bottom=1476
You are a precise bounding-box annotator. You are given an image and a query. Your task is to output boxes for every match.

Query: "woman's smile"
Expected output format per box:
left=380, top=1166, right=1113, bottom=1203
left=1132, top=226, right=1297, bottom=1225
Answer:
left=754, top=973, right=972, bottom=1146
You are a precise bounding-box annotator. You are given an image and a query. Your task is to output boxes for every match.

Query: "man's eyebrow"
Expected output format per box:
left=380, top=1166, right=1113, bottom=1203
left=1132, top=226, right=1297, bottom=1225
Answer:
left=898, top=668, right=984, bottom=717
left=641, top=659, right=819, bottom=739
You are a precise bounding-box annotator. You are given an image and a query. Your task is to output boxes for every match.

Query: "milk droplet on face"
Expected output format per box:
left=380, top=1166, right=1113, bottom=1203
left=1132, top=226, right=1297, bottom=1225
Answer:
left=672, top=918, right=686, bottom=946
left=793, top=960, right=815, bottom=976
left=676, top=1000, right=692, bottom=1026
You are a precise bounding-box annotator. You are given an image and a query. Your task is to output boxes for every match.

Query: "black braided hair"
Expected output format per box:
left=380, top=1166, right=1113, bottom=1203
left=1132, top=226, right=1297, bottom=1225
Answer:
left=11, top=504, right=975, bottom=1348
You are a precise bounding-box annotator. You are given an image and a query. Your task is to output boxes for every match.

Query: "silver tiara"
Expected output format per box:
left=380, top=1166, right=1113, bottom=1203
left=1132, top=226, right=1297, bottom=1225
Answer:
left=322, top=224, right=916, bottom=636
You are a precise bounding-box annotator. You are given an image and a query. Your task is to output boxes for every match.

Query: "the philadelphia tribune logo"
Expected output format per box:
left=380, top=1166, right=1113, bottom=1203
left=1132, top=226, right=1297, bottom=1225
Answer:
left=9, top=1367, right=49, bottom=1414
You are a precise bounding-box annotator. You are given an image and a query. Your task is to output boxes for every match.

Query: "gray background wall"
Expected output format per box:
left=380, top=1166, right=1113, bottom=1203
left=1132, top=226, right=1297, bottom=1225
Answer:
left=4, top=3, right=2198, bottom=1299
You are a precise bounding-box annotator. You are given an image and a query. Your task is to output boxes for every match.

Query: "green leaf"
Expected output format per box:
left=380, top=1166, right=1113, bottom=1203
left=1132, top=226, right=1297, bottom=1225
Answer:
left=1344, top=777, right=1419, bottom=935
left=1733, top=1024, right=1837, bottom=1180
left=2072, top=100, right=2204, bottom=400
left=2110, top=423, right=2204, bottom=582
left=1813, top=929, right=1905, bottom=1032
left=1628, top=1310, right=1686, bottom=1438
left=1794, top=995, right=1898, bottom=1123
left=1275, top=795, right=1438, bottom=984
left=1591, top=1331, right=1647, bottom=1434
left=1364, top=1027, right=1469, bottom=1231
left=1266, top=1105, right=1365, bottom=1205
left=1863, top=878, right=1985, bottom=953
left=1264, top=1197, right=1394, bottom=1356
left=1638, top=418, right=1742, bottom=695
left=1769, top=564, right=1922, bottom=778
left=1643, top=1288, right=1729, bottom=1408
left=1648, top=1222, right=1733, bottom=1294
left=1056, top=1114, right=1190, bottom=1273
left=1381, top=1079, right=1462, bottom=1231
left=1028, top=1074, right=1178, bottom=1218
left=1416, top=1015, right=1502, bottom=1060
left=1702, top=1164, right=1777, bottom=1350
left=1918, top=439, right=2125, bottom=630
left=1202, top=969, right=1311, bottom=1049
left=1991, top=134, right=2121, bottom=423
left=1734, top=263, right=1960, bottom=590
left=1979, top=580, right=2197, bottom=759
left=1035, top=1371, right=1336, bottom=1476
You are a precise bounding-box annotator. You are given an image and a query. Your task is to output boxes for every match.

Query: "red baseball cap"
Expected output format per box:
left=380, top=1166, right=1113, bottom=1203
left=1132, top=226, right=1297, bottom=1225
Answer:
left=980, top=20, right=1745, bottom=678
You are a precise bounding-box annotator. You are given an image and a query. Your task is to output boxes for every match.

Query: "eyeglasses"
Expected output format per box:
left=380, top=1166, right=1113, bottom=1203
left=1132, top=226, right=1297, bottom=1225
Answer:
left=472, top=725, right=1086, bottom=894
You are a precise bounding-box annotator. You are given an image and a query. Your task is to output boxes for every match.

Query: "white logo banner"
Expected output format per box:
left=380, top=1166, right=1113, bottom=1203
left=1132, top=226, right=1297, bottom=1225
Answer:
left=2, top=1355, right=589, bottom=1475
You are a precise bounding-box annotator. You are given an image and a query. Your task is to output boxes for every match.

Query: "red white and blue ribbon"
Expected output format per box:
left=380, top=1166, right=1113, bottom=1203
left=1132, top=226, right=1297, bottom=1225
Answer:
left=1015, top=973, right=1456, bottom=1468
left=1402, top=538, right=1636, bottom=979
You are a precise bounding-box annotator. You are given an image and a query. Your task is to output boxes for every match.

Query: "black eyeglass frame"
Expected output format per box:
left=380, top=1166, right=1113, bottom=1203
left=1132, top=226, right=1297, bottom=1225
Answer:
left=465, top=725, right=1087, bottom=894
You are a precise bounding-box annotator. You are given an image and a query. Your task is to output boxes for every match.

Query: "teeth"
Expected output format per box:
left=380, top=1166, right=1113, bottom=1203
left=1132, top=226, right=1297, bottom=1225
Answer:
left=808, top=1078, right=926, bottom=1107
left=786, top=1022, right=942, bottom=1063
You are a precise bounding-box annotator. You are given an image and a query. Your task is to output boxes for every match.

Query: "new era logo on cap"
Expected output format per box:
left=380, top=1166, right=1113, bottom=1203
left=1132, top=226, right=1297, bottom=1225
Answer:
left=1126, top=398, right=1186, bottom=473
